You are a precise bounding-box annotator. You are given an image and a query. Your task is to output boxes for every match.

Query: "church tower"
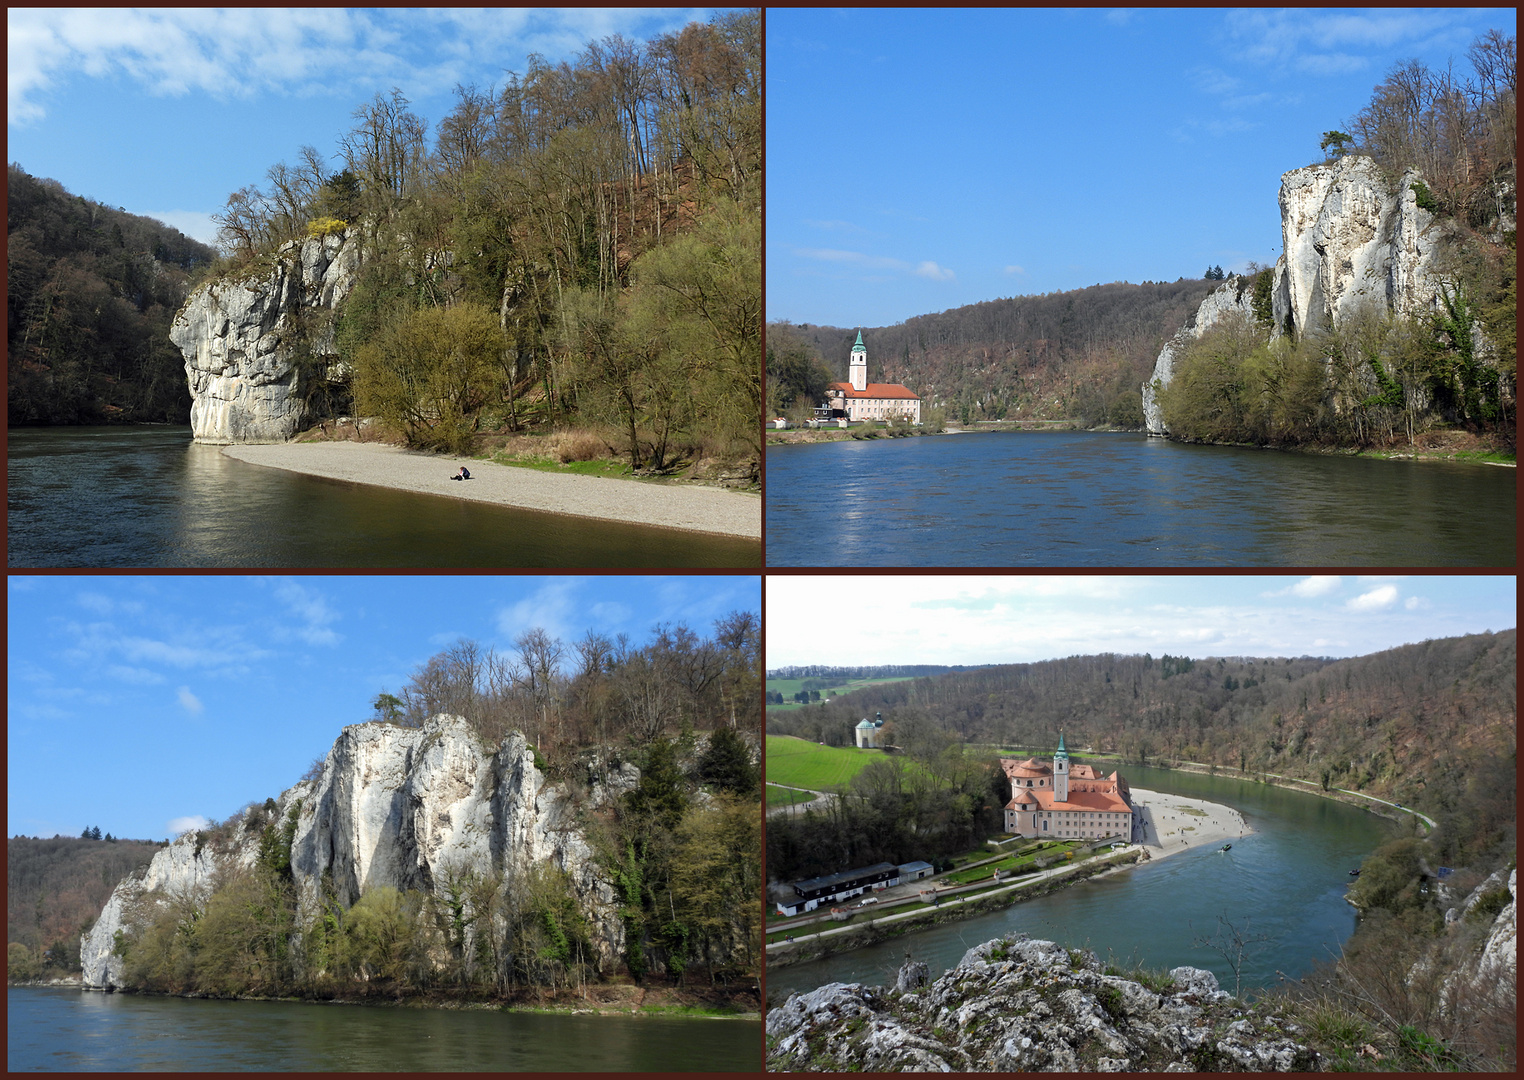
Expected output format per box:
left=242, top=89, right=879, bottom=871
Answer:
left=1053, top=733, right=1069, bottom=803
left=849, top=330, right=867, bottom=392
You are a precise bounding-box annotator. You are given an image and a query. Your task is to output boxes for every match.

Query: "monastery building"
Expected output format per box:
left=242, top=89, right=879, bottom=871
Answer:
left=825, top=331, right=921, bottom=422
left=1002, top=736, right=1133, bottom=841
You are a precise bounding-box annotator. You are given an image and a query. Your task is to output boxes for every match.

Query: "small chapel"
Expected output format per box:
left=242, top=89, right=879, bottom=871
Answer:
left=1001, top=736, right=1134, bottom=841
left=824, top=331, right=921, bottom=422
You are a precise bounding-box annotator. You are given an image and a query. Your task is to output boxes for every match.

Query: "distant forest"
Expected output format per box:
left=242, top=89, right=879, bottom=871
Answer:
left=7, top=165, right=216, bottom=424
left=766, top=630, right=1516, bottom=820
left=7, top=834, right=165, bottom=979
left=766, top=277, right=1218, bottom=427
left=767, top=664, right=983, bottom=680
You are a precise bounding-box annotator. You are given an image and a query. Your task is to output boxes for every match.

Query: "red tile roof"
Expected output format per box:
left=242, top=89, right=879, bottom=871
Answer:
left=828, top=381, right=920, bottom=400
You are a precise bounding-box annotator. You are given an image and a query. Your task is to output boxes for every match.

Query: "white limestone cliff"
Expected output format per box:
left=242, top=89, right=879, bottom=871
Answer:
left=1272, top=156, right=1451, bottom=339
left=170, top=229, right=362, bottom=444
left=1146, top=155, right=1461, bottom=436
left=82, top=715, right=630, bottom=990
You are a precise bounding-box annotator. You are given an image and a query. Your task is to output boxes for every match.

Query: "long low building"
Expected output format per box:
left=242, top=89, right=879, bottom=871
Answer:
left=776, top=862, right=900, bottom=916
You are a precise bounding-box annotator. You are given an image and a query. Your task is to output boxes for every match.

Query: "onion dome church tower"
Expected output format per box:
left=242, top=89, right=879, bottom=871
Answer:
left=1053, top=733, right=1070, bottom=803
left=849, top=330, right=868, bottom=391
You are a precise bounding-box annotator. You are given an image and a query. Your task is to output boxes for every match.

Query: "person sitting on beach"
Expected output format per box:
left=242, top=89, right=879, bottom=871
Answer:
left=452, top=466, right=471, bottom=481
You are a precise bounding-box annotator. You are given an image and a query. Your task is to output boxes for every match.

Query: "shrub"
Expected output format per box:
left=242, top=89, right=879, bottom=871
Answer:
left=305, top=216, right=348, bottom=238
left=555, top=431, right=607, bottom=463
left=1410, top=181, right=1438, bottom=213
left=1466, top=886, right=1511, bottom=924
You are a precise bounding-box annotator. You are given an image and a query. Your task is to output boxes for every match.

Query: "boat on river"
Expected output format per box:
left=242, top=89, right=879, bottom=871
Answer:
left=1220, top=843, right=1232, bottom=852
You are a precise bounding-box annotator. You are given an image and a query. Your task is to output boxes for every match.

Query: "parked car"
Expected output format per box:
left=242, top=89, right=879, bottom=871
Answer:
left=857, top=896, right=878, bottom=907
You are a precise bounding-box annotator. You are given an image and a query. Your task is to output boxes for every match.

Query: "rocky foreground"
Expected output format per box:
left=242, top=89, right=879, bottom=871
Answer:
left=766, top=934, right=1319, bottom=1072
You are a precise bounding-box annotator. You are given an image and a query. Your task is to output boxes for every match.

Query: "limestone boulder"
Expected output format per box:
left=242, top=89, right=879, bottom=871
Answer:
left=765, top=932, right=1320, bottom=1072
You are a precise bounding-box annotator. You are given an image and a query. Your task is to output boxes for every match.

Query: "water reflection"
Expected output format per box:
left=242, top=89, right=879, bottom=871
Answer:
left=766, top=432, right=1515, bottom=566
left=9, top=988, right=760, bottom=1072
left=8, top=428, right=760, bottom=568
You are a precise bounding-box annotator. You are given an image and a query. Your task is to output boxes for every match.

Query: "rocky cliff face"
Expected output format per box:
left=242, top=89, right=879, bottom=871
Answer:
left=1145, top=155, right=1458, bottom=436
left=1142, top=277, right=1258, bottom=435
left=766, top=934, right=1319, bottom=1072
left=82, top=715, right=630, bottom=990
left=170, top=230, right=361, bottom=443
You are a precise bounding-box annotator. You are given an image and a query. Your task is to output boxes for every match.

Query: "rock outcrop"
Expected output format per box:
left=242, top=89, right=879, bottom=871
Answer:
left=766, top=933, right=1320, bottom=1072
left=1142, top=276, right=1259, bottom=435
left=82, top=715, right=629, bottom=990
left=1145, top=154, right=1460, bottom=435
left=170, top=229, right=362, bottom=443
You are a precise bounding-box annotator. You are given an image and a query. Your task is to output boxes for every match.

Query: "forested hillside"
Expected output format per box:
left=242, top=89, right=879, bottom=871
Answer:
left=7, top=166, right=216, bottom=424
left=766, top=277, right=1218, bottom=426
left=766, top=630, right=1515, bottom=815
left=207, top=10, right=759, bottom=475
left=7, top=834, right=165, bottom=978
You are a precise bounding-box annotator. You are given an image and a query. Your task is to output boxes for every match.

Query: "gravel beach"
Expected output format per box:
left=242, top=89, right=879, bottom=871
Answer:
left=221, top=442, right=761, bottom=539
left=1129, top=787, right=1252, bottom=863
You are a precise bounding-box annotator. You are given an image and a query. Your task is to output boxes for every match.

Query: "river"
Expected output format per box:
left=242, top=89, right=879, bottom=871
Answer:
left=7, top=987, right=760, bottom=1071
left=764, top=765, right=1395, bottom=1004
left=7, top=427, right=760, bottom=568
left=765, top=432, right=1515, bottom=566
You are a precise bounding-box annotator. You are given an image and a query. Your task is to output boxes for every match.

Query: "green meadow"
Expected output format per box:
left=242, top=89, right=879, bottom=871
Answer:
left=765, top=734, right=921, bottom=792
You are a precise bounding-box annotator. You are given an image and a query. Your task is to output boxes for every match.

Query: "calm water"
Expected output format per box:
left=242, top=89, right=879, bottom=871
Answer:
left=765, top=432, right=1516, bottom=566
left=8, top=428, right=760, bottom=568
left=765, top=765, right=1394, bottom=1003
left=7, top=988, right=761, bottom=1072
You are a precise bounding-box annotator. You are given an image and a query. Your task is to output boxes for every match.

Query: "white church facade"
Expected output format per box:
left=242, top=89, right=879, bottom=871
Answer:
left=825, top=331, right=921, bottom=422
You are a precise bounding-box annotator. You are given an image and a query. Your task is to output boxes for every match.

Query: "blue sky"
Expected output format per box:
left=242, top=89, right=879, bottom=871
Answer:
left=766, top=575, right=1516, bottom=669
left=766, top=7, right=1519, bottom=328
left=7, top=8, right=708, bottom=247
left=8, top=574, right=759, bottom=842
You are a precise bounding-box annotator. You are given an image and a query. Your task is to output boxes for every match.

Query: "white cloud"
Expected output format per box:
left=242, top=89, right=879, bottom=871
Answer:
left=496, top=578, right=589, bottom=645
left=590, top=601, right=633, bottom=627
left=794, top=247, right=910, bottom=271
left=1191, top=66, right=1240, bottom=95
left=1105, top=10, right=1136, bottom=28
left=916, top=261, right=956, bottom=281
left=106, top=664, right=165, bottom=685
left=269, top=578, right=342, bottom=646
left=177, top=686, right=204, bottom=715
left=1404, top=596, right=1430, bottom=611
left=1295, top=53, right=1370, bottom=77
left=7, top=7, right=697, bottom=125
left=1347, top=585, right=1399, bottom=612
left=1004, top=265, right=1027, bottom=275
left=140, top=210, right=220, bottom=247
left=1224, top=9, right=1466, bottom=70
left=1290, top=576, right=1342, bottom=597
left=167, top=814, right=209, bottom=837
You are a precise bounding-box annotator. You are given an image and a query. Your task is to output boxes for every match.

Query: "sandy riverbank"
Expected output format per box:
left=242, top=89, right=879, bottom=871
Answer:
left=221, top=442, right=761, bottom=539
left=1129, top=786, right=1251, bottom=864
